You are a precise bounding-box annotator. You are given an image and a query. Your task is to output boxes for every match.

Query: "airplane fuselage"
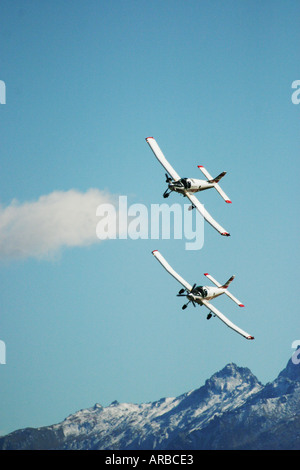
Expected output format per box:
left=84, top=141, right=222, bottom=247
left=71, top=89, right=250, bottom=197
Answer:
left=169, top=178, right=214, bottom=194
left=187, top=285, right=224, bottom=304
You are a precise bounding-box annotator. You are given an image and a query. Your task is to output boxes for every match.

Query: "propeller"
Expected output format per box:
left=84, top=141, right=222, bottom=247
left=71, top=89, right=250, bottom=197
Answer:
left=177, top=284, right=198, bottom=309
left=163, top=174, right=172, bottom=198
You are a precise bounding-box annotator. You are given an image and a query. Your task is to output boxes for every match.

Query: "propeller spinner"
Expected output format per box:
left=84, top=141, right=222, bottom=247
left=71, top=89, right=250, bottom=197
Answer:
left=177, top=283, right=198, bottom=309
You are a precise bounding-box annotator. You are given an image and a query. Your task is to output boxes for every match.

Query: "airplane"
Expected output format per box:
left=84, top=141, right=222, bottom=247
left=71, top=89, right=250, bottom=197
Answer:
left=145, top=137, right=231, bottom=237
left=152, top=250, right=254, bottom=340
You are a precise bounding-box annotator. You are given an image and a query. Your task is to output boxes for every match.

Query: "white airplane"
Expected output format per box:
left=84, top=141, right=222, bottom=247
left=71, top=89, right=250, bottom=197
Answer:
left=146, top=137, right=231, bottom=237
left=152, top=250, right=254, bottom=340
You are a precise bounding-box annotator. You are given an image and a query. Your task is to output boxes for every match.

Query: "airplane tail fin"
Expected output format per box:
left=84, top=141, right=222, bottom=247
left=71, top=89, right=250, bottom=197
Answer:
left=222, top=275, right=235, bottom=289
left=207, top=171, right=227, bottom=184
left=198, top=166, right=232, bottom=203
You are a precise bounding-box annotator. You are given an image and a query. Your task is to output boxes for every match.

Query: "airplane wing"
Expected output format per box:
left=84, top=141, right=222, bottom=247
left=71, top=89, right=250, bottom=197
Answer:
left=204, top=273, right=244, bottom=306
left=152, top=250, right=192, bottom=292
left=197, top=165, right=214, bottom=181
left=146, top=137, right=181, bottom=182
left=185, top=192, right=230, bottom=237
left=198, top=166, right=231, bottom=203
left=203, top=273, right=222, bottom=287
left=201, top=299, right=254, bottom=340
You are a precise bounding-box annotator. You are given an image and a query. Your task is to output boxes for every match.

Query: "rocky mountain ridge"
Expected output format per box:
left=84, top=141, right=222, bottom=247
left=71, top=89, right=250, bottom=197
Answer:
left=1, top=356, right=299, bottom=450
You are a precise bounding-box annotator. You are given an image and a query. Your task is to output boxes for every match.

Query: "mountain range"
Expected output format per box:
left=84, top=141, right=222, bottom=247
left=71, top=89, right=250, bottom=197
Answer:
left=1, top=352, right=299, bottom=450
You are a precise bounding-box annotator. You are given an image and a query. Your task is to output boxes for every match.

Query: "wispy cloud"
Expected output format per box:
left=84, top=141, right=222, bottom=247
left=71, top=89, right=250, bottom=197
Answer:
left=0, top=189, right=118, bottom=260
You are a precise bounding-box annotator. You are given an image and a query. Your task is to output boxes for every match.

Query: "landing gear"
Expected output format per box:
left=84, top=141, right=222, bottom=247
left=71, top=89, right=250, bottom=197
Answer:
left=163, top=189, right=170, bottom=198
left=182, top=299, right=196, bottom=310
left=207, top=312, right=216, bottom=320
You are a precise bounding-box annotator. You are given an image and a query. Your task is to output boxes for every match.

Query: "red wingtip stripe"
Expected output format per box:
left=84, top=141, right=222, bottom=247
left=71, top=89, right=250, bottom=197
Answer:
left=247, top=336, right=255, bottom=340
left=152, top=250, right=158, bottom=254
left=198, top=165, right=204, bottom=168
left=239, top=304, right=245, bottom=307
left=226, top=200, right=232, bottom=203
left=146, top=137, right=154, bottom=140
left=204, top=273, right=209, bottom=276
left=222, top=232, right=230, bottom=236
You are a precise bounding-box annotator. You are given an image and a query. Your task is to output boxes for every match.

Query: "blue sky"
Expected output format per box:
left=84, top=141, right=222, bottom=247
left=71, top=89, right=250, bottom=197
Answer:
left=0, top=0, right=299, bottom=435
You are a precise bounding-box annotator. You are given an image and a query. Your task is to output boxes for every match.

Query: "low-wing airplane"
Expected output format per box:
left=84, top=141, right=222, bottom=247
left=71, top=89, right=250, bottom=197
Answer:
left=145, top=137, right=231, bottom=237
left=152, top=250, right=254, bottom=340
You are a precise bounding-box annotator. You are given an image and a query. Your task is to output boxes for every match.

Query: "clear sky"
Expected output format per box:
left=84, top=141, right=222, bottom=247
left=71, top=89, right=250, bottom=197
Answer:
left=0, top=0, right=299, bottom=435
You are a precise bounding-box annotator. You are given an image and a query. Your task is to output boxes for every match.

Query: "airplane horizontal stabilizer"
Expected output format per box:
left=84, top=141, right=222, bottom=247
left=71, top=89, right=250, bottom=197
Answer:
left=198, top=166, right=231, bottom=203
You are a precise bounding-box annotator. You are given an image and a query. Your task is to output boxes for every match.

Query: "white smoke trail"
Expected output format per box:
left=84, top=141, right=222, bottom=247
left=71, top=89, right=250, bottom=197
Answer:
left=0, top=189, right=118, bottom=260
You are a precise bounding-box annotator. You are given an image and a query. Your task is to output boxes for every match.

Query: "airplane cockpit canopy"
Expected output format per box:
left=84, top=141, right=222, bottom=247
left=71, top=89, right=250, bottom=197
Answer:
left=195, top=286, right=208, bottom=297
left=180, top=178, right=191, bottom=189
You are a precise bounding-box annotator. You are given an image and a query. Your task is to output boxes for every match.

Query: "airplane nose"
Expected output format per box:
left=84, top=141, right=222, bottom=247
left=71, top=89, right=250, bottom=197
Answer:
left=187, top=294, right=195, bottom=301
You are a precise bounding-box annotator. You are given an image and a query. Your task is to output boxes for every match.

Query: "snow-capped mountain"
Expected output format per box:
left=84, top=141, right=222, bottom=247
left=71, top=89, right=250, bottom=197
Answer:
left=1, top=355, right=299, bottom=450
